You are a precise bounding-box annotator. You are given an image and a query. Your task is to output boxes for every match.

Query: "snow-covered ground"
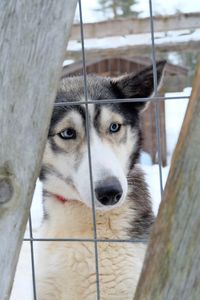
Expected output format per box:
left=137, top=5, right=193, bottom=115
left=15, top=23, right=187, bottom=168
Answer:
left=67, top=28, right=200, bottom=52
left=143, top=87, right=191, bottom=215
left=10, top=87, right=190, bottom=299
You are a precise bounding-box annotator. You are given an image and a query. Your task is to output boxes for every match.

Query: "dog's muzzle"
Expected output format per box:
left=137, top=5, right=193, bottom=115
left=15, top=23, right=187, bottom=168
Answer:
left=95, top=177, right=123, bottom=206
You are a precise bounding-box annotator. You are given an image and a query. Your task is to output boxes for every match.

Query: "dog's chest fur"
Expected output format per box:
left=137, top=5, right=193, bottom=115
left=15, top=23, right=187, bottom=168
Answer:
left=37, top=242, right=145, bottom=300
left=36, top=171, right=150, bottom=300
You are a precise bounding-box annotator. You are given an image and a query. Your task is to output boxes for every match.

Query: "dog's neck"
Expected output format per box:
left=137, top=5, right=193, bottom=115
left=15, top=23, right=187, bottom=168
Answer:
left=53, top=193, right=69, bottom=203
left=41, top=191, right=134, bottom=240
left=40, top=167, right=154, bottom=241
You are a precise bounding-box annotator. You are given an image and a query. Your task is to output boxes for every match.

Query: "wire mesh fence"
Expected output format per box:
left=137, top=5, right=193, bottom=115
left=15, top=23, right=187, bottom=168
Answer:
left=20, top=0, right=192, bottom=299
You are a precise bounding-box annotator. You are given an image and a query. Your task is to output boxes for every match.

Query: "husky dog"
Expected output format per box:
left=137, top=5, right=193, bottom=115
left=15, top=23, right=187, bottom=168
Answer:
left=36, top=61, right=166, bottom=300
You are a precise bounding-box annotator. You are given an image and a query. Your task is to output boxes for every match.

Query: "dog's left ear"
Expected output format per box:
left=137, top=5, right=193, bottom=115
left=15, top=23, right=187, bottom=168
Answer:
left=111, top=60, right=166, bottom=111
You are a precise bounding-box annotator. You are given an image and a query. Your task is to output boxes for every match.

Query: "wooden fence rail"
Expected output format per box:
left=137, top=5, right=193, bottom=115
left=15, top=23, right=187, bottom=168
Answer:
left=71, top=12, right=200, bottom=40
left=0, top=1, right=77, bottom=299
left=134, top=61, right=200, bottom=300
left=66, top=12, right=200, bottom=61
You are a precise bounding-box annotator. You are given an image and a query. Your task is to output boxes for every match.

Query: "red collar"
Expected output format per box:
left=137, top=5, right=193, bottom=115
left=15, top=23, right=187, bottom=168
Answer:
left=54, top=194, right=68, bottom=203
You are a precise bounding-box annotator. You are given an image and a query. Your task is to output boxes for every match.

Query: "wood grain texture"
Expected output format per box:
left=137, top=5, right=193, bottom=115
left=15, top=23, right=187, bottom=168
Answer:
left=70, top=12, right=200, bottom=39
left=134, top=62, right=200, bottom=300
left=65, top=40, right=200, bottom=61
left=0, top=1, right=77, bottom=299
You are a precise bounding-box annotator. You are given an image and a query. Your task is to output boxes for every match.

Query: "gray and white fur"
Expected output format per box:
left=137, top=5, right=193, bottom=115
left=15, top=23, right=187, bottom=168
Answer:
left=36, top=61, right=166, bottom=300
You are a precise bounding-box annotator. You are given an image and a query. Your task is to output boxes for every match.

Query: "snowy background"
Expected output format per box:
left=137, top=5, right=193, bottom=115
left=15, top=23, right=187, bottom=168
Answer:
left=75, top=0, right=200, bottom=22
left=10, top=0, right=199, bottom=298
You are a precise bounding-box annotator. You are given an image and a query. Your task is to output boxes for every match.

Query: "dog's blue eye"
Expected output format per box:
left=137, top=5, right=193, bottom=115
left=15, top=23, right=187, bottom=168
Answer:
left=109, top=123, right=121, bottom=133
left=59, top=128, right=76, bottom=140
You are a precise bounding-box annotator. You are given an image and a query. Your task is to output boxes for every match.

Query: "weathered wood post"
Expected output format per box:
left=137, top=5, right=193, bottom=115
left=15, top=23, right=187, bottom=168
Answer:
left=134, top=62, right=200, bottom=300
left=0, top=1, right=77, bottom=299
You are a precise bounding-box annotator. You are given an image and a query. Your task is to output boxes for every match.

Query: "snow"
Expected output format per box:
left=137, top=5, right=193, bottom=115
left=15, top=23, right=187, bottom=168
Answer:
left=165, top=87, right=191, bottom=164
left=63, top=59, right=74, bottom=67
left=143, top=164, right=170, bottom=215
left=67, top=28, right=200, bottom=52
left=11, top=244, right=32, bottom=300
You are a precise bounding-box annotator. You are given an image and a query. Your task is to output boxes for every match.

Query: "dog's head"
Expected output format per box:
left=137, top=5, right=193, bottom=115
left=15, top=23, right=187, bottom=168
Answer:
left=41, top=61, right=166, bottom=211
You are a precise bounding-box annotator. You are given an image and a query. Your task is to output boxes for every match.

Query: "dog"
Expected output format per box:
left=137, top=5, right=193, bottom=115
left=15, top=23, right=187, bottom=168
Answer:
left=35, top=61, right=166, bottom=300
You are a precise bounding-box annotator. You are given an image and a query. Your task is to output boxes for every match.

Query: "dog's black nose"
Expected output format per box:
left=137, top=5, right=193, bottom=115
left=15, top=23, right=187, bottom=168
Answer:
left=95, top=177, right=123, bottom=206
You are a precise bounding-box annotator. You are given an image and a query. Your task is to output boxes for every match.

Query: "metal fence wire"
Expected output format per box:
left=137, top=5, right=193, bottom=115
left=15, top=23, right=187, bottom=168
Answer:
left=23, top=0, right=190, bottom=299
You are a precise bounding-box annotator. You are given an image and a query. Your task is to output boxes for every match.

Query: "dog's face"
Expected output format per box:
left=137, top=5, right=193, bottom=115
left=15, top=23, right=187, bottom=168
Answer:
left=41, top=61, right=165, bottom=211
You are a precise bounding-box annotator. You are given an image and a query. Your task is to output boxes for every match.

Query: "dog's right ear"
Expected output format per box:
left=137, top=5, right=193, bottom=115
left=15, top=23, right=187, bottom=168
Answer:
left=110, top=60, right=166, bottom=111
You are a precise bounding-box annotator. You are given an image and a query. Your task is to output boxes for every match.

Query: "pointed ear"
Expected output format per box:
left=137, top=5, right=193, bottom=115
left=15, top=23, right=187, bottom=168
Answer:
left=111, top=60, right=166, bottom=111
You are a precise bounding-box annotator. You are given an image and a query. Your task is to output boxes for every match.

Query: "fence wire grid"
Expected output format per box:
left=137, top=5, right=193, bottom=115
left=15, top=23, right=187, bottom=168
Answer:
left=23, top=0, right=190, bottom=299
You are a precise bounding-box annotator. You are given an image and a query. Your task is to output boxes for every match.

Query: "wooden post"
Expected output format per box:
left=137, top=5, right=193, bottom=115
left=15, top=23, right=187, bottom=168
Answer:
left=134, top=61, right=200, bottom=300
left=0, top=1, right=77, bottom=299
